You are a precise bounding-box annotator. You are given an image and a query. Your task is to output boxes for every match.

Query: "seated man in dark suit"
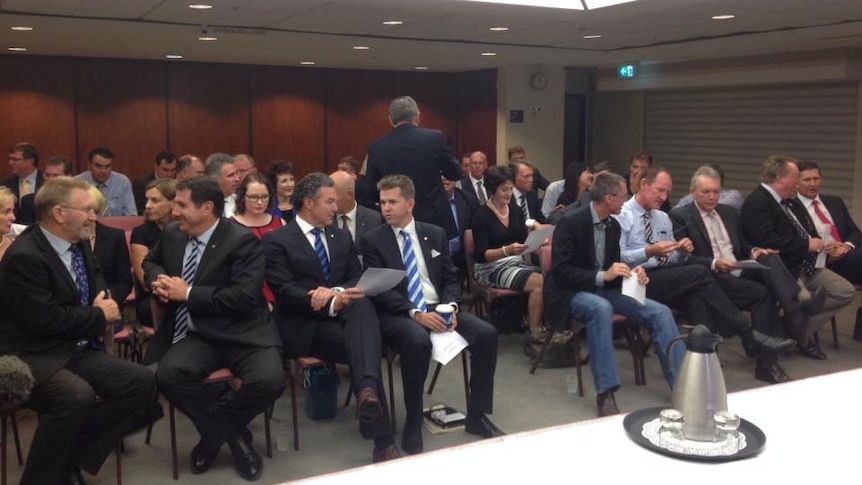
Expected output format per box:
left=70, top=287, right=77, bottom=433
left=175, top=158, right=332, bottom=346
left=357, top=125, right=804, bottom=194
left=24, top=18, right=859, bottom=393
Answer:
left=263, top=172, right=399, bottom=463
left=0, top=176, right=154, bottom=485
left=460, top=150, right=489, bottom=209
left=442, top=174, right=476, bottom=277
left=362, top=175, right=502, bottom=455
left=509, top=160, right=548, bottom=228
left=2, top=142, right=44, bottom=225
left=330, top=169, right=383, bottom=259
left=670, top=166, right=824, bottom=383
left=144, top=176, right=284, bottom=481
left=741, top=155, right=855, bottom=359
left=796, top=160, right=862, bottom=285
left=544, top=172, right=683, bottom=417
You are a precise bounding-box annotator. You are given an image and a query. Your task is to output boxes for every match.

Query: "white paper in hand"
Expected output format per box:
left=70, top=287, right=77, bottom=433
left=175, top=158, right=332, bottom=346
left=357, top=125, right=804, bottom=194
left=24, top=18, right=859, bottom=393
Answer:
left=430, top=331, right=469, bottom=365
left=356, top=268, right=406, bottom=296
left=621, top=272, right=646, bottom=305
left=523, top=226, right=554, bottom=255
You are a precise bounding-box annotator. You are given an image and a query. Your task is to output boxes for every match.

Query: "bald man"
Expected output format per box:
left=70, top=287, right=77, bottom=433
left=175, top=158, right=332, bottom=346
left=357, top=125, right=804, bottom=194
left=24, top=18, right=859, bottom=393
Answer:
left=330, top=170, right=383, bottom=257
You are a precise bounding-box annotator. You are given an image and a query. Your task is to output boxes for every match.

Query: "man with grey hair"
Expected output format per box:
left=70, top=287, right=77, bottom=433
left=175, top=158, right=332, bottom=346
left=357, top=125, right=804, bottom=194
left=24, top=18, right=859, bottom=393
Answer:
left=366, top=95, right=462, bottom=239
left=233, top=153, right=256, bottom=182
left=543, top=172, right=683, bottom=417
left=205, top=152, right=241, bottom=217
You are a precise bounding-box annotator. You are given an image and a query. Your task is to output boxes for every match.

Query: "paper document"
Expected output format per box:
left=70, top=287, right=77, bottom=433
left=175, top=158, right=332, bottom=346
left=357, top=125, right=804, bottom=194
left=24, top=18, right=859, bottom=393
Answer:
left=815, top=251, right=827, bottom=269
left=621, top=273, right=646, bottom=305
left=356, top=268, right=406, bottom=296
left=430, top=330, right=469, bottom=365
left=737, top=259, right=770, bottom=270
left=523, top=226, right=555, bottom=255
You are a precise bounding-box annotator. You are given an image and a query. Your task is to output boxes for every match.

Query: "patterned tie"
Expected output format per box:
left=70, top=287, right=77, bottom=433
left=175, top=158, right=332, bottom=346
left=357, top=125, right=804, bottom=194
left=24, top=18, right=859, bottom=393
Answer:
left=20, top=179, right=32, bottom=197
left=400, top=230, right=427, bottom=312
left=812, top=200, right=841, bottom=242
left=341, top=214, right=350, bottom=233
left=520, top=194, right=529, bottom=220
left=173, top=237, right=200, bottom=343
left=707, top=212, right=736, bottom=262
left=311, top=227, right=331, bottom=283
left=780, top=199, right=817, bottom=276
left=642, top=212, right=668, bottom=266
left=69, top=245, right=89, bottom=307
left=476, top=181, right=487, bottom=205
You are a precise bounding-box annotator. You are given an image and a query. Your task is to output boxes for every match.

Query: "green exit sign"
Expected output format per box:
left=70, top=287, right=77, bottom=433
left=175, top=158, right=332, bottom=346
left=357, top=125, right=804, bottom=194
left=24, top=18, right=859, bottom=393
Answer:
left=618, top=64, right=637, bottom=78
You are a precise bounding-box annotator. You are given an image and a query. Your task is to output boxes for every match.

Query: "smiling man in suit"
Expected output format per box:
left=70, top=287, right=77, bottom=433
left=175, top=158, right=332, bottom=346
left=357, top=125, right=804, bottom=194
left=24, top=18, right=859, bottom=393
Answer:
left=330, top=169, right=383, bottom=259
left=0, top=176, right=154, bottom=485
left=263, top=172, right=399, bottom=463
left=143, top=176, right=284, bottom=481
left=362, top=175, right=501, bottom=455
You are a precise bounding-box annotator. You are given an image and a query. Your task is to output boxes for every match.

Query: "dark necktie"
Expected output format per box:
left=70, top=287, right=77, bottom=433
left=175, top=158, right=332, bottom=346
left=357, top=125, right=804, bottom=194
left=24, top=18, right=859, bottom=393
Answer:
left=642, top=212, right=668, bottom=266
left=594, top=220, right=609, bottom=269
left=781, top=199, right=817, bottom=276
left=69, top=245, right=89, bottom=307
left=811, top=200, right=841, bottom=242
left=341, top=215, right=351, bottom=238
left=400, top=230, right=427, bottom=312
left=476, top=181, right=487, bottom=205
left=520, top=194, right=529, bottom=220
left=311, top=227, right=331, bottom=283
left=173, top=237, right=200, bottom=343
left=449, top=198, right=459, bottom=231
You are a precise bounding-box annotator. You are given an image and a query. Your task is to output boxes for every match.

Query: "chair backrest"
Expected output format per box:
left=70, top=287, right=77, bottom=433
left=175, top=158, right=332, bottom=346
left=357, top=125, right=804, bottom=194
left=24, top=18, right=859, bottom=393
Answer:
left=463, top=230, right=480, bottom=291
left=540, top=240, right=553, bottom=277
left=99, top=215, right=145, bottom=232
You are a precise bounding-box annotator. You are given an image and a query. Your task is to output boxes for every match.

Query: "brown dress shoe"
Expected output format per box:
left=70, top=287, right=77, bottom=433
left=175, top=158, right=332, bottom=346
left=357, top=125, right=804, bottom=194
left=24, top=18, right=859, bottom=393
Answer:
left=596, top=390, right=620, bottom=417
left=355, top=387, right=383, bottom=421
left=372, top=445, right=402, bottom=463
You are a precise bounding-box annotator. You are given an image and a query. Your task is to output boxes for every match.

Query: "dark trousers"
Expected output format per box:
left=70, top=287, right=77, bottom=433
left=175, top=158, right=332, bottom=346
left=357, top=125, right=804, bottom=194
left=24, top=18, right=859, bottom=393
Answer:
left=828, top=248, right=862, bottom=285
left=380, top=311, right=497, bottom=428
left=155, top=335, right=284, bottom=451
left=22, top=348, right=154, bottom=485
left=713, top=272, right=780, bottom=366
left=307, top=298, right=391, bottom=439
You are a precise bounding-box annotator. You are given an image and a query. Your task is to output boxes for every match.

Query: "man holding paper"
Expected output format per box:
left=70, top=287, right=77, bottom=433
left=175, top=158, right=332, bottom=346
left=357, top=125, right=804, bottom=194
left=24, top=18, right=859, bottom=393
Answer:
left=543, top=172, right=683, bottom=417
left=362, top=175, right=502, bottom=456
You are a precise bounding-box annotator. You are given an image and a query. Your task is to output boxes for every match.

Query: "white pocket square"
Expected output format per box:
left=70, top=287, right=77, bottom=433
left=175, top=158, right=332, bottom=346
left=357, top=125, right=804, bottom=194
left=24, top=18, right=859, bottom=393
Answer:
left=431, top=249, right=441, bottom=258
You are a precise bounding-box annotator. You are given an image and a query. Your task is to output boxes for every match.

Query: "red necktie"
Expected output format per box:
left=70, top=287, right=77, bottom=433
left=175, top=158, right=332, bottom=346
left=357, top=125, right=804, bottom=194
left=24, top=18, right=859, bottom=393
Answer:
left=812, top=200, right=841, bottom=242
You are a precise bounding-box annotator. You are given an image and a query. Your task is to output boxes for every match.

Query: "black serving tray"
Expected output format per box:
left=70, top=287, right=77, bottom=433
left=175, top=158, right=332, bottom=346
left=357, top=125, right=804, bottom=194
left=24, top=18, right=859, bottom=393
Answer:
left=623, top=406, right=766, bottom=463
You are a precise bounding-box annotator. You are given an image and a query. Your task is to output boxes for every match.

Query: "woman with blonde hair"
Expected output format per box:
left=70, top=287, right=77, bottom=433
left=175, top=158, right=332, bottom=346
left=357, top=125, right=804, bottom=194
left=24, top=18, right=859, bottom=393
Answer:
left=0, top=187, right=17, bottom=260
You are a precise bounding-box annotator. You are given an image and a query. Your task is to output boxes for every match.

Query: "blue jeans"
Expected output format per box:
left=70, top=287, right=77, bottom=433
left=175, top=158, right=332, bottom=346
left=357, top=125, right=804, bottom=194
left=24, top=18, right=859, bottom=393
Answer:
left=569, top=289, right=683, bottom=393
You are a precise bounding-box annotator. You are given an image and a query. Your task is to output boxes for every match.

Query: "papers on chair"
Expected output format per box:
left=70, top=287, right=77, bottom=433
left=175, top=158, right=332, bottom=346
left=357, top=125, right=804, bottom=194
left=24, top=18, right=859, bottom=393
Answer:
left=737, top=259, right=770, bottom=270
left=430, top=330, right=469, bottom=365
left=523, top=226, right=555, bottom=255
left=356, top=268, right=406, bottom=296
left=621, top=273, right=646, bottom=305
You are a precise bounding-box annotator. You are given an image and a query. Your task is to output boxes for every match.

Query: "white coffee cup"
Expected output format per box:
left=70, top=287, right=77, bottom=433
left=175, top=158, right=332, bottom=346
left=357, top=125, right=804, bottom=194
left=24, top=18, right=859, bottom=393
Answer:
left=435, top=303, right=454, bottom=330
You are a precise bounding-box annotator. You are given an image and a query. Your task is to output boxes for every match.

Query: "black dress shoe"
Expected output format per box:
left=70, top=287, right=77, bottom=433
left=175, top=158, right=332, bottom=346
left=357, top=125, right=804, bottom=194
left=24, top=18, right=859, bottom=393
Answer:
left=400, top=421, right=423, bottom=455
left=372, top=444, right=402, bottom=463
left=191, top=441, right=220, bottom=475
left=355, top=387, right=383, bottom=422
left=747, top=330, right=796, bottom=354
left=67, top=467, right=87, bottom=485
left=596, top=390, right=620, bottom=417
left=227, top=433, right=263, bottom=481
left=465, top=415, right=505, bottom=438
left=798, top=341, right=828, bottom=360
left=755, top=363, right=792, bottom=384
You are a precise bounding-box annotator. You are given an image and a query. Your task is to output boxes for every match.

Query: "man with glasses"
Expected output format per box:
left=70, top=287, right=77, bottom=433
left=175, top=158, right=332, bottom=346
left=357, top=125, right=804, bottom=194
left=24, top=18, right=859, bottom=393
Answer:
left=2, top=142, right=44, bottom=224
left=0, top=176, right=154, bottom=484
left=76, top=147, right=138, bottom=216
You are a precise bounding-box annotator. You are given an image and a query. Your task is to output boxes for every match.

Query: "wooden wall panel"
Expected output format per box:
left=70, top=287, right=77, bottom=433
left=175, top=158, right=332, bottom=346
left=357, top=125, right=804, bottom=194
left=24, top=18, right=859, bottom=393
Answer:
left=394, top=72, right=458, bottom=148
left=75, top=59, right=167, bottom=179
left=251, top=67, right=326, bottom=178
left=0, top=56, right=76, bottom=178
left=168, top=62, right=250, bottom=161
left=325, top=70, right=394, bottom=172
left=456, top=69, right=498, bottom=165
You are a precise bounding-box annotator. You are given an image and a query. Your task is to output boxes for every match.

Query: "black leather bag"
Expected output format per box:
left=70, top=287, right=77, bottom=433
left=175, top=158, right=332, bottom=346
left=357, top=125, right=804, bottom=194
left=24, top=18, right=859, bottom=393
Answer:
left=304, top=364, right=339, bottom=420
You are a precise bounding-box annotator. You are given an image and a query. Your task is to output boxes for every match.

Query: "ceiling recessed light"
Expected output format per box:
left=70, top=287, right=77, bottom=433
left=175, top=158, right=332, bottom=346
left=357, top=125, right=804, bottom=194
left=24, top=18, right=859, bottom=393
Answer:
left=166, top=54, right=183, bottom=59
left=353, top=46, right=371, bottom=50
left=300, top=61, right=316, bottom=65
left=198, top=35, right=218, bottom=41
left=489, top=27, right=509, bottom=32
left=712, top=14, right=735, bottom=20
left=480, top=52, right=497, bottom=56
left=382, top=20, right=403, bottom=25
left=188, top=4, right=212, bottom=9
left=583, top=34, right=602, bottom=39
left=415, top=66, right=429, bottom=70
left=10, top=26, right=34, bottom=31
left=8, top=47, right=27, bottom=52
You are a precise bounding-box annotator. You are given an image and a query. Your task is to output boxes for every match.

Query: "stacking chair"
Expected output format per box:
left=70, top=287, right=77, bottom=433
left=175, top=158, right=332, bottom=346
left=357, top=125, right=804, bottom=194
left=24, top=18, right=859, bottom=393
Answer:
left=426, top=351, right=470, bottom=407
left=463, top=230, right=525, bottom=320
left=816, top=283, right=862, bottom=351
left=0, top=408, right=23, bottom=485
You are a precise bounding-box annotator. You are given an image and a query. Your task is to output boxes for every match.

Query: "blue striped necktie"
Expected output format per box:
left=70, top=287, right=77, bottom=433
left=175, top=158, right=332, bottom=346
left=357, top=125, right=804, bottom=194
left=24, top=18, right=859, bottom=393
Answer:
left=173, top=237, right=200, bottom=343
left=69, top=245, right=89, bottom=307
left=311, top=227, right=331, bottom=283
left=400, top=230, right=427, bottom=312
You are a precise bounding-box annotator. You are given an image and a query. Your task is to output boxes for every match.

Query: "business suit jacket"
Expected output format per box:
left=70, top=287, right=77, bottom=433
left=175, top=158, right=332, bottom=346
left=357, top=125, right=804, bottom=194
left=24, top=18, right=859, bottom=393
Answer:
left=543, top=205, right=621, bottom=331
left=331, top=204, right=383, bottom=256
left=511, top=189, right=547, bottom=224
left=669, top=203, right=753, bottom=266
left=460, top=176, right=485, bottom=209
left=132, top=172, right=156, bottom=216
left=263, top=220, right=363, bottom=358
left=819, top=194, right=862, bottom=247
left=142, top=219, right=279, bottom=365
left=741, top=185, right=818, bottom=275
left=93, top=222, right=132, bottom=304
left=367, top=123, right=462, bottom=239
left=0, top=171, right=44, bottom=225
left=0, top=224, right=107, bottom=383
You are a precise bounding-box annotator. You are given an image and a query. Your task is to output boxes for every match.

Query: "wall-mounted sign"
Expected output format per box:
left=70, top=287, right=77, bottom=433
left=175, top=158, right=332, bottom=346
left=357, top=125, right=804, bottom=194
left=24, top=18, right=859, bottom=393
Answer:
left=510, top=110, right=524, bottom=123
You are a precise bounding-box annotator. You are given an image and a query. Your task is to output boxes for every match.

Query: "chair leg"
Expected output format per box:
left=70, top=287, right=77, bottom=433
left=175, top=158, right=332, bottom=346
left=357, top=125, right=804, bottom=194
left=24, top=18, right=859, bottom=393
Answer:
left=385, top=350, right=397, bottom=434
left=264, top=404, right=273, bottom=459
left=831, top=316, right=840, bottom=350
left=573, top=337, right=584, bottom=397
left=427, top=363, right=443, bottom=395
left=460, top=351, right=470, bottom=406
left=116, top=439, right=123, bottom=485
left=287, top=365, right=300, bottom=452
left=169, top=403, right=178, bottom=480
left=529, top=329, right=556, bottom=374
left=9, top=413, right=21, bottom=466
left=2, top=413, right=7, bottom=485
left=622, top=327, right=646, bottom=386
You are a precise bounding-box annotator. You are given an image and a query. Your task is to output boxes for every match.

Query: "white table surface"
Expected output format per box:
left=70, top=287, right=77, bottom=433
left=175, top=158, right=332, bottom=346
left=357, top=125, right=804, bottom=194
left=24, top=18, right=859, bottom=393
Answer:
left=290, top=368, right=862, bottom=484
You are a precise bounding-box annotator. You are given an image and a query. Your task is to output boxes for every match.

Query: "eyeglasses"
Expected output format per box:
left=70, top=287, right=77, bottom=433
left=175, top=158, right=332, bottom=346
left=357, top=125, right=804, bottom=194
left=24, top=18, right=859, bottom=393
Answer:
left=60, top=205, right=96, bottom=214
left=244, top=195, right=270, bottom=203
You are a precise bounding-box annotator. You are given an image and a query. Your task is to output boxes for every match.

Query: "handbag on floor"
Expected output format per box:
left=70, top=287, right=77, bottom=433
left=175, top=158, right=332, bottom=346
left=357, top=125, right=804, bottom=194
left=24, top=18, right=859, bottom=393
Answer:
left=304, top=364, right=339, bottom=420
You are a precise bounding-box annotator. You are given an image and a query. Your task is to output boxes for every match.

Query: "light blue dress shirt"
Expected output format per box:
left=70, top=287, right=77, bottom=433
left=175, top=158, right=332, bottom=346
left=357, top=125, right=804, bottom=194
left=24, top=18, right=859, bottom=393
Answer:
left=76, top=171, right=138, bottom=216
left=615, top=197, right=687, bottom=268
